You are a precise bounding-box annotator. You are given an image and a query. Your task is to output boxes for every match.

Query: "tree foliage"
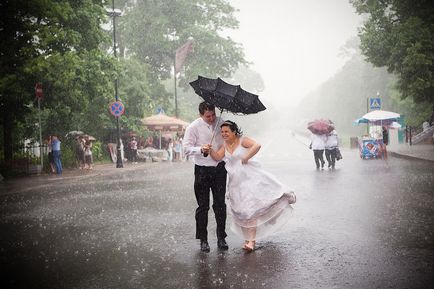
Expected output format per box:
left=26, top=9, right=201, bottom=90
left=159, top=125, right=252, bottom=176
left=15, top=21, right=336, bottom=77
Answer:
left=118, top=0, right=247, bottom=87
left=294, top=36, right=431, bottom=135
left=0, top=0, right=115, bottom=160
left=0, top=0, right=249, bottom=163
left=350, top=0, right=434, bottom=105
left=294, top=38, right=396, bottom=135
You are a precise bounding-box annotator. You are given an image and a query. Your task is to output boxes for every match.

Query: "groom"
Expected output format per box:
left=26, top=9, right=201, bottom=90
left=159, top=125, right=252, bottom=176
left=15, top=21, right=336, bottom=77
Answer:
left=183, top=102, right=228, bottom=252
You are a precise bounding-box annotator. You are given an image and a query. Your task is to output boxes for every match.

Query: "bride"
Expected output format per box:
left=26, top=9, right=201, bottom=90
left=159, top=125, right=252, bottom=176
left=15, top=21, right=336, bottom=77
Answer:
left=206, top=120, right=296, bottom=252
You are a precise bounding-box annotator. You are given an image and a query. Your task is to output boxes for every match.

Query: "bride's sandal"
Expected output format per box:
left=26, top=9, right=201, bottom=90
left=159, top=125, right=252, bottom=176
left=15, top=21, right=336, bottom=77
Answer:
left=243, top=241, right=255, bottom=252
left=242, top=240, right=249, bottom=249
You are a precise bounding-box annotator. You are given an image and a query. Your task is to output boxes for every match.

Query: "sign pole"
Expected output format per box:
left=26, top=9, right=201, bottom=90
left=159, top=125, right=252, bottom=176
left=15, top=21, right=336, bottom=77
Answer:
left=35, top=83, right=44, bottom=169
left=111, top=0, right=123, bottom=168
left=366, top=97, right=369, bottom=135
left=174, top=55, right=178, bottom=118
left=38, top=97, right=43, bottom=168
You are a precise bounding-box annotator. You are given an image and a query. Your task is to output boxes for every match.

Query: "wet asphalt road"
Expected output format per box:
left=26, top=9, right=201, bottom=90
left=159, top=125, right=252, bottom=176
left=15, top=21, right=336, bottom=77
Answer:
left=1, top=132, right=434, bottom=289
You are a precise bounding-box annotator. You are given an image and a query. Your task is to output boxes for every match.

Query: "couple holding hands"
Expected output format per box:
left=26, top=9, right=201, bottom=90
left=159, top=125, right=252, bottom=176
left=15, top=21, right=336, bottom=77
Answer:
left=183, top=102, right=296, bottom=252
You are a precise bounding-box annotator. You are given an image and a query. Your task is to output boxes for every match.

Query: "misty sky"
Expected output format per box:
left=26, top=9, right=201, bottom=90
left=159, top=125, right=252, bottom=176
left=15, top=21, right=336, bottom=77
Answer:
left=226, top=0, right=362, bottom=108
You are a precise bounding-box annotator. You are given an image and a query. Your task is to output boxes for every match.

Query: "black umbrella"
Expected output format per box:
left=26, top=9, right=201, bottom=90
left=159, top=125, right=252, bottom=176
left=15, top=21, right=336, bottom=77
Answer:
left=190, top=76, right=266, bottom=156
left=189, top=76, right=266, bottom=114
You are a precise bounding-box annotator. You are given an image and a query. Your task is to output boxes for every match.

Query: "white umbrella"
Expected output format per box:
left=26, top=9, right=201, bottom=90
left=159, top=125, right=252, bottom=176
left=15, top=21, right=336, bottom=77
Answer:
left=354, top=110, right=400, bottom=125
left=66, top=130, right=84, bottom=138
left=361, top=110, right=400, bottom=121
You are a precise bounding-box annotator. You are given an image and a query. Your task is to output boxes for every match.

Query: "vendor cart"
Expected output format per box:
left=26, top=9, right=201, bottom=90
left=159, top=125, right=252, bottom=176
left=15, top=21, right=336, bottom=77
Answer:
left=359, top=137, right=385, bottom=159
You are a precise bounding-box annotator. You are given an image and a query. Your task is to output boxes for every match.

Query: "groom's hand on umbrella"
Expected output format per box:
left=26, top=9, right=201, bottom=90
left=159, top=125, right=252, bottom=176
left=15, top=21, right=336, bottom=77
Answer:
left=201, top=144, right=211, bottom=156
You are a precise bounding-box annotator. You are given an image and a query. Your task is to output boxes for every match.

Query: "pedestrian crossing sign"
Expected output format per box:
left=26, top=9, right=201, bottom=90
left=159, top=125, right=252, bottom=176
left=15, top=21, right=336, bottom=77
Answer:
left=369, top=97, right=382, bottom=110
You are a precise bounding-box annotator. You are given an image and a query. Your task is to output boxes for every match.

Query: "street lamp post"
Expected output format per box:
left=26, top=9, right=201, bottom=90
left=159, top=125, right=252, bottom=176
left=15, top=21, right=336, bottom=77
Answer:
left=107, top=1, right=123, bottom=168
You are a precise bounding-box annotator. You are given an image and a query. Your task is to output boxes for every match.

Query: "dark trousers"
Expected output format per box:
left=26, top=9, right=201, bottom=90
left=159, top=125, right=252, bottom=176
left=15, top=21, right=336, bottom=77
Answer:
left=52, top=150, right=62, bottom=175
left=313, top=149, right=325, bottom=168
left=325, top=148, right=336, bottom=168
left=131, top=149, right=137, bottom=162
left=194, top=162, right=227, bottom=241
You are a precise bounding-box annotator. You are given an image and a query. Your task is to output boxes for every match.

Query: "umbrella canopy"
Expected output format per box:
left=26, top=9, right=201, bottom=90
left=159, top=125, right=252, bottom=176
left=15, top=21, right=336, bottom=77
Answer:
left=189, top=76, right=266, bottom=114
left=354, top=110, right=400, bottom=125
left=307, top=119, right=334, bottom=135
left=65, top=130, right=84, bottom=138
left=82, top=135, right=96, bottom=141
left=142, top=113, right=189, bottom=132
left=142, top=113, right=189, bottom=149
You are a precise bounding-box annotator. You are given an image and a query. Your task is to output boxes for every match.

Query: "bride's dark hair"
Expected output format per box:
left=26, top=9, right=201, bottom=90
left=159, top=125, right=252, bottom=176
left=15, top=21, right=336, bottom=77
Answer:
left=221, top=120, right=243, bottom=136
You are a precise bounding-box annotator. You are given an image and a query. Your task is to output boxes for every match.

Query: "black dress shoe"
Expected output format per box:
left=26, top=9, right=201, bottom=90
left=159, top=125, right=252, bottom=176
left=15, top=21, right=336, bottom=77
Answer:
left=200, top=240, right=210, bottom=252
left=217, top=238, right=229, bottom=250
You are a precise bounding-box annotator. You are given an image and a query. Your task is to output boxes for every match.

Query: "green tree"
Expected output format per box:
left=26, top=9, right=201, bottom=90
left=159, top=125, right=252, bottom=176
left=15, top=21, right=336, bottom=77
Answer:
left=117, top=57, right=168, bottom=133
left=0, top=0, right=115, bottom=160
left=119, top=0, right=247, bottom=87
left=294, top=38, right=396, bottom=136
left=350, top=0, right=434, bottom=105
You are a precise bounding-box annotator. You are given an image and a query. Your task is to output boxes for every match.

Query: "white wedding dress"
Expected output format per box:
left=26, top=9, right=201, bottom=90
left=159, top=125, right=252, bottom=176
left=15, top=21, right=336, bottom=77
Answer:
left=224, top=139, right=296, bottom=241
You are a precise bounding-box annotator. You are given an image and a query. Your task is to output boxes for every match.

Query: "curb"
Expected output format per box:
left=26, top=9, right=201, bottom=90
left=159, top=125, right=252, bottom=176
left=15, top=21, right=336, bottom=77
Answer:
left=389, top=151, right=434, bottom=163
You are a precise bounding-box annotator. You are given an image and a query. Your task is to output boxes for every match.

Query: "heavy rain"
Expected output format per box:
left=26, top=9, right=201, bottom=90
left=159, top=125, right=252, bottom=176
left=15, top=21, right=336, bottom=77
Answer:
left=1, top=0, right=433, bottom=288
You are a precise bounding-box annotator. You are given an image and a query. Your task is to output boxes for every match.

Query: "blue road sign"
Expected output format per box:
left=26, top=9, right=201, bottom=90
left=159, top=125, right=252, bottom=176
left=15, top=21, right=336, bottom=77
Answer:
left=369, top=97, right=382, bottom=110
left=110, top=101, right=125, bottom=117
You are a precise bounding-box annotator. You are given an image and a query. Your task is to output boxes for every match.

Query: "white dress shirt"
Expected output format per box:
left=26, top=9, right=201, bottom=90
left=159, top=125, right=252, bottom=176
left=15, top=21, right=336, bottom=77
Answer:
left=310, top=133, right=327, bottom=150
left=183, top=117, right=224, bottom=167
left=325, top=130, right=339, bottom=149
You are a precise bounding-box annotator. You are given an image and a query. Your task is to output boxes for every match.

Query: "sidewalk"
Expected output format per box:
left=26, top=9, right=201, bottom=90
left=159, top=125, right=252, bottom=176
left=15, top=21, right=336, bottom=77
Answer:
left=388, top=143, right=434, bottom=163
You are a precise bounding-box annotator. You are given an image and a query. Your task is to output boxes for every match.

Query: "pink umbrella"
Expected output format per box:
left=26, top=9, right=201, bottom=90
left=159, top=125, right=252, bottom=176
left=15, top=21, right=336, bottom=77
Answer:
left=307, top=119, right=334, bottom=135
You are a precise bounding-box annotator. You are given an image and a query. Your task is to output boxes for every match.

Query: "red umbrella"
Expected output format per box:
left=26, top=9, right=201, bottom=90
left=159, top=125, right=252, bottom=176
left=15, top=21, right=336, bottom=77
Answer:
left=307, top=119, right=334, bottom=135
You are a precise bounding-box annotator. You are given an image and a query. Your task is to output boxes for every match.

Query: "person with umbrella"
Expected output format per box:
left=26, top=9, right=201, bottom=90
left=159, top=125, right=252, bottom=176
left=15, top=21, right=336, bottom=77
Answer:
left=74, top=135, right=85, bottom=170
left=309, top=133, right=327, bottom=169
left=186, top=76, right=267, bottom=252
left=83, top=135, right=94, bottom=170
left=182, top=102, right=228, bottom=252
left=208, top=120, right=296, bottom=252
left=325, top=128, right=339, bottom=169
left=308, top=119, right=333, bottom=170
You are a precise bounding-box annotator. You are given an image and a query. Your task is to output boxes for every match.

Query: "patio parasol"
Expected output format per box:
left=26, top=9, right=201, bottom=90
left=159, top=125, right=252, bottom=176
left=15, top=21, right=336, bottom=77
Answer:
left=82, top=135, right=96, bottom=141
left=142, top=113, right=189, bottom=131
left=353, top=110, right=400, bottom=125
left=307, top=119, right=334, bottom=135
left=142, top=112, right=189, bottom=149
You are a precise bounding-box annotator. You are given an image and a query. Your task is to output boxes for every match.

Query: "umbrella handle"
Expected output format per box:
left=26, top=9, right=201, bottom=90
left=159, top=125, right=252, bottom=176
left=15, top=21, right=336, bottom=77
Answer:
left=203, top=128, right=216, bottom=157
left=203, top=108, right=224, bottom=157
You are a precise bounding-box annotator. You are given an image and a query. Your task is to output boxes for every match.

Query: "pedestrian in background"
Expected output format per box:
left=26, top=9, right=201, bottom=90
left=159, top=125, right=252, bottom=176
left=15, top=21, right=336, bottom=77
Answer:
left=129, top=137, right=138, bottom=164
left=325, top=129, right=339, bottom=169
left=84, top=135, right=93, bottom=170
left=380, top=126, right=388, bottom=160
left=46, top=135, right=56, bottom=173
left=51, top=135, right=62, bottom=175
left=167, top=138, right=174, bottom=161
left=309, top=133, right=327, bottom=169
left=174, top=139, right=182, bottom=161
left=75, top=135, right=85, bottom=169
